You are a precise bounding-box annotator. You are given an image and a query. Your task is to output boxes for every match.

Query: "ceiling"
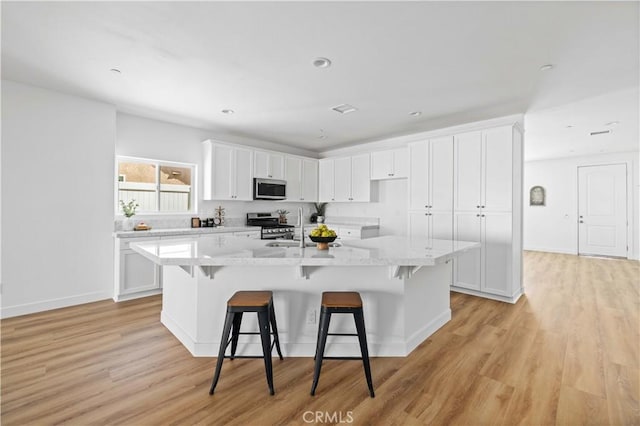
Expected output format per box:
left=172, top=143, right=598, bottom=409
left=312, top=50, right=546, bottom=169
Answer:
left=2, top=1, right=638, bottom=157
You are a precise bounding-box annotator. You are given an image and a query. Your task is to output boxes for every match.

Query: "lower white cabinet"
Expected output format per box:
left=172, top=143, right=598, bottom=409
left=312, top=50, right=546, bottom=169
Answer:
left=408, top=211, right=453, bottom=240
left=114, top=236, right=164, bottom=301
left=231, top=230, right=261, bottom=239
left=452, top=212, right=514, bottom=297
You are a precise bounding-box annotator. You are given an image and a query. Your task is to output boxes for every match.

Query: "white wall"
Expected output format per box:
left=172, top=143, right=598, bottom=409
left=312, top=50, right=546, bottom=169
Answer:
left=116, top=113, right=318, bottom=223
left=524, top=151, right=639, bottom=259
left=1, top=80, right=116, bottom=317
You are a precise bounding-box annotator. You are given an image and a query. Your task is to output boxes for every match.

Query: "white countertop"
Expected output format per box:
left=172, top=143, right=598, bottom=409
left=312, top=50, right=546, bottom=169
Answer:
left=129, top=235, right=479, bottom=267
left=114, top=226, right=261, bottom=239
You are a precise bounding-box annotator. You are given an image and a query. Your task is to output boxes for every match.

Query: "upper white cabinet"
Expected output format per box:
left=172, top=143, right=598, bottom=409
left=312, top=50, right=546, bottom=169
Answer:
left=203, top=140, right=253, bottom=200
left=454, top=127, right=513, bottom=212
left=371, top=148, right=409, bottom=180
left=254, top=150, right=285, bottom=180
left=320, top=154, right=370, bottom=202
left=409, top=136, right=454, bottom=211
left=319, top=159, right=335, bottom=201
left=285, top=156, right=318, bottom=202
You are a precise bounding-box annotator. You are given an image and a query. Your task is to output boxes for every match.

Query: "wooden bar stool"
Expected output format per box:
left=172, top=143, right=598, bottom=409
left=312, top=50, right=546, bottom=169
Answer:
left=310, top=291, right=375, bottom=398
left=209, top=291, right=283, bottom=396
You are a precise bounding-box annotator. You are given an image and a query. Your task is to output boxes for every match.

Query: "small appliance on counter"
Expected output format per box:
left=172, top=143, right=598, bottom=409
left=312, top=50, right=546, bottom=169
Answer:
left=191, top=217, right=201, bottom=228
left=247, top=212, right=294, bottom=240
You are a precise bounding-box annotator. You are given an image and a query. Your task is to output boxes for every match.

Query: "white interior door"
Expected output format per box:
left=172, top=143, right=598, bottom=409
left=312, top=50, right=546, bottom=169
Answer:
left=578, top=164, right=627, bottom=257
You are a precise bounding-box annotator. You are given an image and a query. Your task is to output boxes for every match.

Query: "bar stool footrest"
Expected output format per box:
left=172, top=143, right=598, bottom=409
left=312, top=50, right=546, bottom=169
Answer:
left=320, top=356, right=364, bottom=360
left=326, top=333, right=359, bottom=336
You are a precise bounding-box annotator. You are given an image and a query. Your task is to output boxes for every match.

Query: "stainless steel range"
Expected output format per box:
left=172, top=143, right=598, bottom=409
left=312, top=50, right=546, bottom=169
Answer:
left=246, top=212, right=295, bottom=240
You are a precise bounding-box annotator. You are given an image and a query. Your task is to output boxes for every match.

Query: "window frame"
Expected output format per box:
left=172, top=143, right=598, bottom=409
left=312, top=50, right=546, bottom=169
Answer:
left=115, top=155, right=197, bottom=216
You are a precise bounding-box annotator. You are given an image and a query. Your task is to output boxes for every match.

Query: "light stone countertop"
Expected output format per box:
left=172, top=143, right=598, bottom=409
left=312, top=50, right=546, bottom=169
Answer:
left=129, top=235, right=479, bottom=267
left=114, top=226, right=261, bottom=239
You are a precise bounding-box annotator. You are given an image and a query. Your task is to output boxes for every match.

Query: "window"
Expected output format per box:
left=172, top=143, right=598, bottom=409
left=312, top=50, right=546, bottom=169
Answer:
left=117, top=156, right=195, bottom=214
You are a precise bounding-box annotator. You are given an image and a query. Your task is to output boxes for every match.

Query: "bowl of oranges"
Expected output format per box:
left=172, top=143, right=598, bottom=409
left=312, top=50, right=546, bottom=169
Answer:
left=308, top=224, right=337, bottom=249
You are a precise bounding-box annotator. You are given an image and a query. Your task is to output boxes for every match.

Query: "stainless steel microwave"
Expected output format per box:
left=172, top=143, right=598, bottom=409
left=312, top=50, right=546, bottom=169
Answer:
left=253, top=178, right=286, bottom=200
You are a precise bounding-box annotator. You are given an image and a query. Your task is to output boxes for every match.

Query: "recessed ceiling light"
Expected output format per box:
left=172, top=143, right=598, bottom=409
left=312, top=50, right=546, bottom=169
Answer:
left=110, top=68, right=121, bottom=74
left=332, top=104, right=357, bottom=114
left=221, top=109, right=234, bottom=114
left=539, top=64, right=554, bottom=71
left=565, top=125, right=574, bottom=128
left=605, top=121, right=620, bottom=126
left=313, top=57, right=332, bottom=68
left=318, top=135, right=327, bottom=139
left=409, top=111, right=422, bottom=117
left=569, top=150, right=575, bottom=153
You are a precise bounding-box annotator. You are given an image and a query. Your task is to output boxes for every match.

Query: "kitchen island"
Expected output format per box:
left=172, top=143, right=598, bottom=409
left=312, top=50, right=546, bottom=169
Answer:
left=130, top=235, right=479, bottom=357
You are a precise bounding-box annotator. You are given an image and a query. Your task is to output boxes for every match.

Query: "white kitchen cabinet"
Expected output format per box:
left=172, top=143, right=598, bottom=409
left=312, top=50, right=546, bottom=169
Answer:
left=318, top=159, right=335, bottom=202
left=114, top=234, right=202, bottom=301
left=409, top=136, right=454, bottom=211
left=408, top=211, right=453, bottom=241
left=319, top=154, right=370, bottom=202
left=203, top=140, right=253, bottom=201
left=370, top=148, right=409, bottom=180
left=285, top=156, right=318, bottom=202
left=232, top=230, right=261, bottom=239
left=451, top=124, right=523, bottom=302
left=453, top=128, right=513, bottom=212
left=254, top=150, right=285, bottom=180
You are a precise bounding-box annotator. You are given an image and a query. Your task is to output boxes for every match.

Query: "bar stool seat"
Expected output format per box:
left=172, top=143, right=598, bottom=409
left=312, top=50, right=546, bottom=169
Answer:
left=209, top=291, right=283, bottom=396
left=311, top=291, right=375, bottom=398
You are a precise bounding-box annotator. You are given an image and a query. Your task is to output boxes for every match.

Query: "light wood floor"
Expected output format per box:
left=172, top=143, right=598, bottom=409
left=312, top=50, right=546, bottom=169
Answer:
left=2, top=251, right=638, bottom=425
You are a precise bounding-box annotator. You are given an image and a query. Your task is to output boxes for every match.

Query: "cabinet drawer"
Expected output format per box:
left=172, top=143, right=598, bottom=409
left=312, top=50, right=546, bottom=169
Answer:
left=233, top=231, right=261, bottom=239
left=338, top=227, right=361, bottom=239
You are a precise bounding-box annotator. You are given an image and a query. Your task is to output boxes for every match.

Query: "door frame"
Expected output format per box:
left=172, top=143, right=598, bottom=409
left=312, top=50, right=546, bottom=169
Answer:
left=576, top=162, right=630, bottom=258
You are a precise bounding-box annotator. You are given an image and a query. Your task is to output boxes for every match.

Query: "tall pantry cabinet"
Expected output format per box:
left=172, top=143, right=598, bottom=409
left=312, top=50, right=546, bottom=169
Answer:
left=452, top=125, right=523, bottom=302
left=408, top=136, right=454, bottom=241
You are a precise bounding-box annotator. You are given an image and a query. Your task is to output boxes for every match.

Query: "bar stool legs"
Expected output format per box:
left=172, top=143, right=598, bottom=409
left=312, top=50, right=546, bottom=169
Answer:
left=209, top=291, right=282, bottom=396
left=310, top=292, right=375, bottom=398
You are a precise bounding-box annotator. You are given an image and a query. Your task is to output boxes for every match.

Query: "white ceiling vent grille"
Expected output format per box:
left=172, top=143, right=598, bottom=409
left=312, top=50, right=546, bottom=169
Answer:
left=590, top=130, right=611, bottom=136
left=332, top=104, right=358, bottom=114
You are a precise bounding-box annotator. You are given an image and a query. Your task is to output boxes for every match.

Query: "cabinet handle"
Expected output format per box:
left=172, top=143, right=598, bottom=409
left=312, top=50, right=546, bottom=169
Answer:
left=481, top=214, right=485, bottom=217
left=579, top=220, right=584, bottom=223
left=476, top=214, right=480, bottom=217
left=481, top=205, right=485, bottom=208
left=425, top=213, right=428, bottom=216
left=476, top=205, right=480, bottom=209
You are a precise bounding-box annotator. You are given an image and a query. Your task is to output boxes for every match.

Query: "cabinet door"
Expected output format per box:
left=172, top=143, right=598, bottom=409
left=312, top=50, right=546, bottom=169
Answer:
left=333, top=157, right=352, bottom=201
left=121, top=250, right=158, bottom=293
left=453, top=212, right=481, bottom=290
left=234, top=147, right=253, bottom=200
left=392, top=148, right=409, bottom=178
left=213, top=144, right=234, bottom=199
left=285, top=156, right=303, bottom=201
left=409, top=141, right=429, bottom=210
left=269, top=153, right=285, bottom=180
left=350, top=154, right=371, bottom=202
left=302, top=159, right=318, bottom=202
left=370, top=151, right=393, bottom=179
left=481, top=212, right=512, bottom=296
left=254, top=151, right=270, bottom=178
left=431, top=211, right=453, bottom=240
left=408, top=211, right=429, bottom=238
left=483, top=126, right=513, bottom=212
left=454, top=131, right=482, bottom=211
left=319, top=159, right=335, bottom=202
left=430, top=136, right=454, bottom=211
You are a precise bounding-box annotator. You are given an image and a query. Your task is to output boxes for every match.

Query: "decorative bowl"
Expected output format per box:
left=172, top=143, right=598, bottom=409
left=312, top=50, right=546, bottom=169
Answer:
left=309, top=235, right=337, bottom=250
left=308, top=236, right=337, bottom=243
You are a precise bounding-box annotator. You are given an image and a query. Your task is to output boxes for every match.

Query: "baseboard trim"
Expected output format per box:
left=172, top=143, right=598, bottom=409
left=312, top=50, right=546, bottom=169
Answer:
left=1, top=291, right=112, bottom=319
left=523, top=247, right=576, bottom=255
left=405, top=309, right=451, bottom=355
left=450, top=286, right=522, bottom=304
left=114, top=288, right=162, bottom=302
left=160, top=310, right=199, bottom=356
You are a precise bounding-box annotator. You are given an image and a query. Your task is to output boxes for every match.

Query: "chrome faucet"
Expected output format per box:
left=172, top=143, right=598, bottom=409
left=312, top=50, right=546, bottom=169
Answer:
left=298, top=207, right=305, bottom=248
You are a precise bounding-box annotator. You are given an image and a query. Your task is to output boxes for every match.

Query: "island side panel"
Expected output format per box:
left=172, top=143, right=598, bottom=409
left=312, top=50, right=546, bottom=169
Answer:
left=160, top=265, right=201, bottom=355
left=403, top=262, right=452, bottom=354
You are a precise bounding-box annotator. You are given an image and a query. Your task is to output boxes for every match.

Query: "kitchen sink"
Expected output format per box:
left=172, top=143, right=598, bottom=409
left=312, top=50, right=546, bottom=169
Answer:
left=265, top=240, right=342, bottom=248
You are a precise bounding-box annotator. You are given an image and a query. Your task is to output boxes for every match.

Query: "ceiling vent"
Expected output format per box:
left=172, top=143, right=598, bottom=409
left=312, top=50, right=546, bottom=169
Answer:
left=590, top=130, right=611, bottom=136
left=332, top=104, right=358, bottom=114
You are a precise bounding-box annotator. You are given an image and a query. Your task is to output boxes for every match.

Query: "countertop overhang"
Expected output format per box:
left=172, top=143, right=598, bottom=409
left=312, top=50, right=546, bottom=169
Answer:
left=129, top=235, right=479, bottom=269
